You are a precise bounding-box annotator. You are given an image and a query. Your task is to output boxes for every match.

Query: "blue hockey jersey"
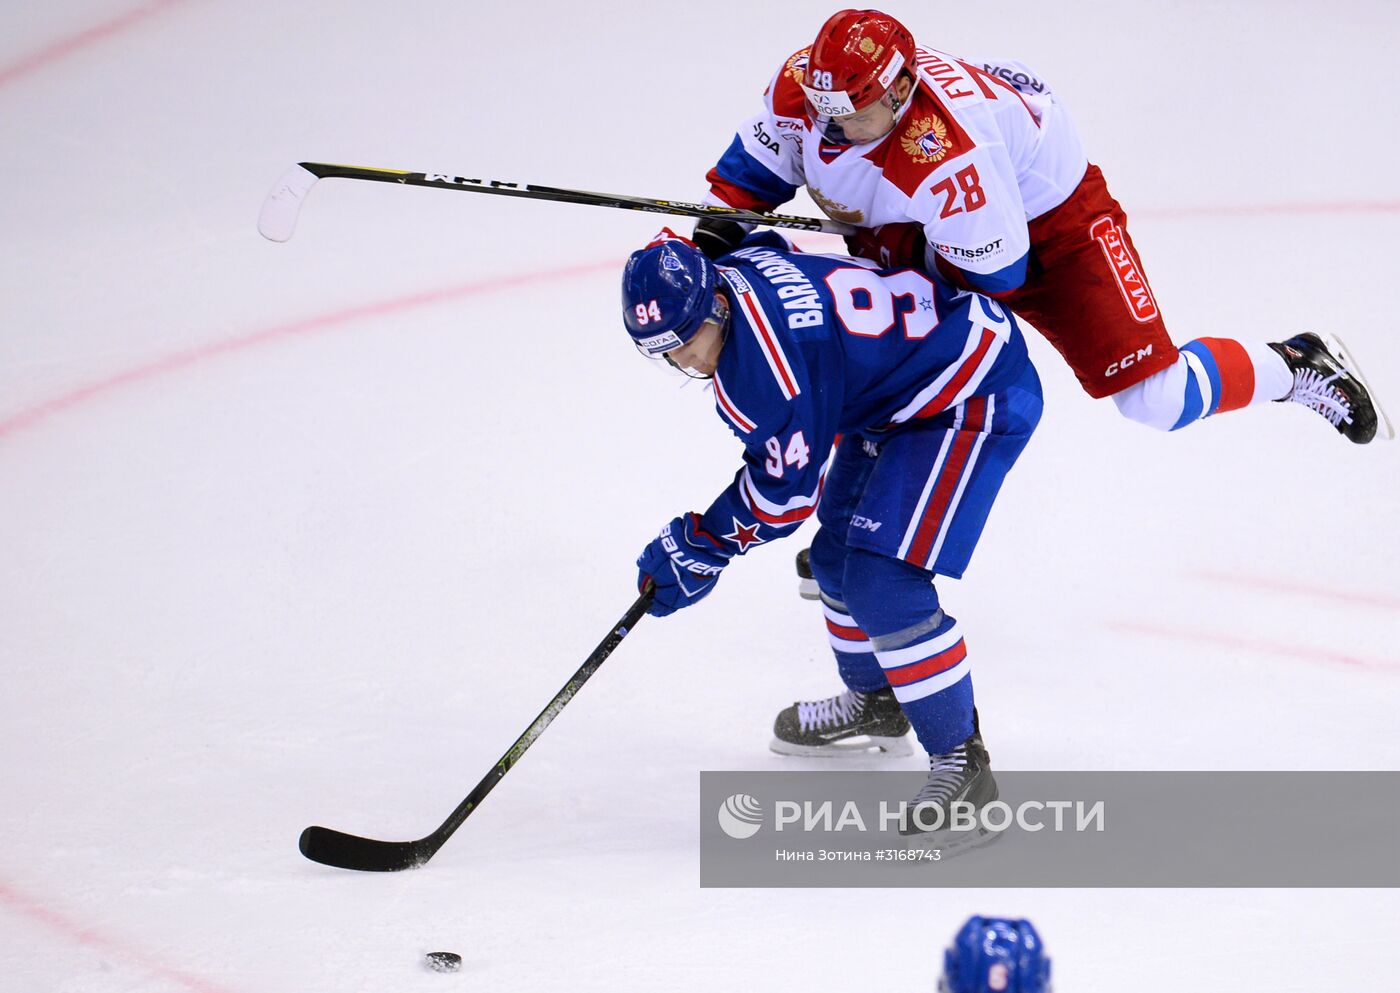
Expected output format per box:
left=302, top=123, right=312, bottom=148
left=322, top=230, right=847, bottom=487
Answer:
left=698, top=234, right=1032, bottom=553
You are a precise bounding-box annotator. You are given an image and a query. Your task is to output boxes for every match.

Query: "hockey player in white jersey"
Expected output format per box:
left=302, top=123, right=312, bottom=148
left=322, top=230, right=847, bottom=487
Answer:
left=693, top=8, right=1391, bottom=759
left=696, top=8, right=1388, bottom=445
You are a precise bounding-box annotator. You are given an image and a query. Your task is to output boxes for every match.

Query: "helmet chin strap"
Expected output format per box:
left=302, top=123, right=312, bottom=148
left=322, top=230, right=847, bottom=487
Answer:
left=663, top=354, right=707, bottom=379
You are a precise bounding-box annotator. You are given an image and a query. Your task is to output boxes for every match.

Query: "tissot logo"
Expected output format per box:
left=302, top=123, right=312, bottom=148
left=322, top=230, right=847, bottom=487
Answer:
left=933, top=238, right=1004, bottom=261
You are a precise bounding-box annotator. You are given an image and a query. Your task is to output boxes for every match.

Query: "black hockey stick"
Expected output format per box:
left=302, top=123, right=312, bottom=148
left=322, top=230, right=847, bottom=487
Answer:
left=298, top=584, right=656, bottom=872
left=257, top=161, right=857, bottom=242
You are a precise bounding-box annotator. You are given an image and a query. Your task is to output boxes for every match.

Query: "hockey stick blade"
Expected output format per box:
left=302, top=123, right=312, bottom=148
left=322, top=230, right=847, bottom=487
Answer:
left=297, top=585, right=654, bottom=872
left=299, top=824, right=434, bottom=872
left=257, top=164, right=319, bottom=242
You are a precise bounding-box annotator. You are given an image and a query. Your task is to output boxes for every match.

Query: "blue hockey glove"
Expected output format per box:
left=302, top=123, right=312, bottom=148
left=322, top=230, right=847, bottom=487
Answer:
left=636, top=513, right=732, bottom=617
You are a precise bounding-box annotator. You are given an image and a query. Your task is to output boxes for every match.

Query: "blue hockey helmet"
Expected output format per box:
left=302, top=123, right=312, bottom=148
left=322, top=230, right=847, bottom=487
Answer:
left=621, top=229, right=729, bottom=358
left=939, top=917, right=1051, bottom=993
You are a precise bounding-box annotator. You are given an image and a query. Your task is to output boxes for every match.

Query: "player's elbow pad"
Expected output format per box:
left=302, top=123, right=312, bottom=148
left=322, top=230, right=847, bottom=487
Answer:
left=706, top=136, right=798, bottom=211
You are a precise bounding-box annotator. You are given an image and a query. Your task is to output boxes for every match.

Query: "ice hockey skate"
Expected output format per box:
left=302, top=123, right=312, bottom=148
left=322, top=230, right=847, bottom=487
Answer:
left=770, top=686, right=914, bottom=758
left=1269, top=332, right=1393, bottom=443
left=794, top=547, right=821, bottom=600
left=899, top=724, right=999, bottom=850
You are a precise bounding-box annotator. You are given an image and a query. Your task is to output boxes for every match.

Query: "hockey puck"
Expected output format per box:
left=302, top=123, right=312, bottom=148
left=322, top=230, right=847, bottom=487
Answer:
left=425, top=951, right=462, bottom=973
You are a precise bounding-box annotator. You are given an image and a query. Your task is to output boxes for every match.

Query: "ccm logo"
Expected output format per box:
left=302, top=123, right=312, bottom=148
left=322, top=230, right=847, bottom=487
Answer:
left=1106, top=344, right=1154, bottom=377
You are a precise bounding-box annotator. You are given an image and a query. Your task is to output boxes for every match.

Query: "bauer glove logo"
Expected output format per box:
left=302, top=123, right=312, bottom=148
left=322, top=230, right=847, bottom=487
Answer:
left=660, top=525, right=725, bottom=577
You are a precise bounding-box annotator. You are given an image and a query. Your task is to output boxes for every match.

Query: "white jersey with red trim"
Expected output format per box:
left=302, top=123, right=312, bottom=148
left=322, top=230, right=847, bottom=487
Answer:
left=704, top=47, right=1089, bottom=294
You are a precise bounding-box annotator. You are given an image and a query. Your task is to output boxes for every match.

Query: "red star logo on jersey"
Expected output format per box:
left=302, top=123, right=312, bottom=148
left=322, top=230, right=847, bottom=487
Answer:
left=723, top=518, right=765, bottom=553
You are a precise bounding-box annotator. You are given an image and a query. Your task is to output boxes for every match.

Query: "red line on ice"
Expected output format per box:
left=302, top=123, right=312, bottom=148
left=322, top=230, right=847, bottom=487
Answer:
left=2, top=186, right=1397, bottom=446
left=0, top=259, right=617, bottom=444
left=0, top=876, right=243, bottom=993
left=0, top=0, right=192, bottom=89
left=1105, top=621, right=1400, bottom=674
left=1188, top=570, right=1400, bottom=612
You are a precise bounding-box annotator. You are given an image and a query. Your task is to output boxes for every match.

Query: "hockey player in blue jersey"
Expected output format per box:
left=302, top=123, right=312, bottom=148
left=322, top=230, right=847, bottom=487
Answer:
left=624, top=228, right=1042, bottom=829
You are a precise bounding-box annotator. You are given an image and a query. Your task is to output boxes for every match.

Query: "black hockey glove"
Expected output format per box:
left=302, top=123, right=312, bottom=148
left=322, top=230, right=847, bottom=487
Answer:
left=692, top=217, right=749, bottom=260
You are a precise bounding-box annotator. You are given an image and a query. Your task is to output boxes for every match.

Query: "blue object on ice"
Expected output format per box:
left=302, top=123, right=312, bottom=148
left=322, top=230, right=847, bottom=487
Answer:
left=939, top=916, right=1051, bottom=993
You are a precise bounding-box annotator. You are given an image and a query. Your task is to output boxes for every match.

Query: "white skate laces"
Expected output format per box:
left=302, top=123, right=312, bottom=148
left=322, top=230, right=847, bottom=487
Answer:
left=1287, top=367, right=1353, bottom=428
left=912, top=746, right=971, bottom=806
left=798, top=690, right=866, bottom=732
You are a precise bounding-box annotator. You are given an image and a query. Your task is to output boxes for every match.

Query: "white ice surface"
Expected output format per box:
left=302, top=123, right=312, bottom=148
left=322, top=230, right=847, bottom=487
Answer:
left=2, top=2, right=1399, bottom=991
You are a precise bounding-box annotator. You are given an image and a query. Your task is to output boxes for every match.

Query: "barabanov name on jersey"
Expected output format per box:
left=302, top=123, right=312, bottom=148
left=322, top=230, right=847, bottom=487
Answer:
left=727, top=247, right=827, bottom=330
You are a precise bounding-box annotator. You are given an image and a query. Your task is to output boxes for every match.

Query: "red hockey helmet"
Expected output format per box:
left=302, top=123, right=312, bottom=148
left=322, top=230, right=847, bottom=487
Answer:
left=801, top=9, right=916, bottom=118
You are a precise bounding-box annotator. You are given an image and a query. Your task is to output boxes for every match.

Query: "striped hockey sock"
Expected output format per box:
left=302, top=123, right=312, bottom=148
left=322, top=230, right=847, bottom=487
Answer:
left=821, top=596, right=888, bottom=693
left=871, top=610, right=974, bottom=755
left=1112, top=337, right=1293, bottom=431
left=1174, top=337, right=1293, bottom=426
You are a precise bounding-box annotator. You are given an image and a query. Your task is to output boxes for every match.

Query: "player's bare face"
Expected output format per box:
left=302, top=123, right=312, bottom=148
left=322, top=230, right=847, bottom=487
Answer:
left=664, top=311, right=726, bottom=379
left=828, top=77, right=914, bottom=144
left=832, top=97, right=896, bottom=143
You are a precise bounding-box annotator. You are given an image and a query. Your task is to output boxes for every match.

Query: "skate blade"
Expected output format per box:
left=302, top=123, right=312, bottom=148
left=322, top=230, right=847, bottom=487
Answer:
left=1323, top=331, right=1395, bottom=441
left=769, top=734, right=914, bottom=759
